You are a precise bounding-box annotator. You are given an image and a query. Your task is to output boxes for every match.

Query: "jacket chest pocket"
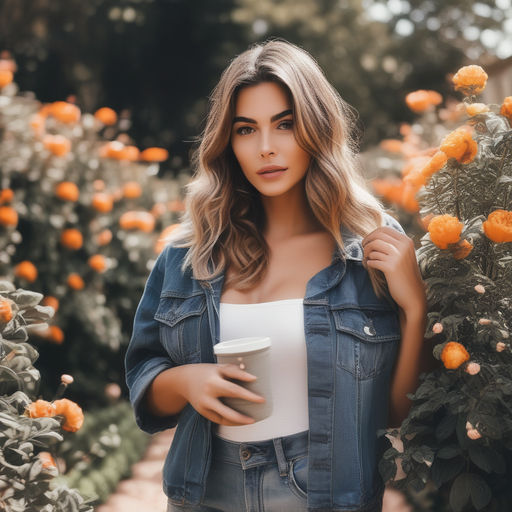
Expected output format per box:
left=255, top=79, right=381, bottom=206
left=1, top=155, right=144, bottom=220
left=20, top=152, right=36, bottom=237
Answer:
left=154, top=293, right=207, bottom=365
left=332, top=306, right=401, bottom=379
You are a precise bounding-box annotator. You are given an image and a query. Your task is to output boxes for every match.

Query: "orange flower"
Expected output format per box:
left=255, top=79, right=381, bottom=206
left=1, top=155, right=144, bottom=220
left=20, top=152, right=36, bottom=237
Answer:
left=403, top=169, right=427, bottom=188
left=14, top=261, right=38, bottom=282
left=38, top=451, right=57, bottom=469
left=168, top=199, right=186, bottom=212
left=122, top=145, right=140, bottom=161
left=53, top=398, right=84, bottom=432
left=0, top=188, right=14, bottom=204
left=67, top=273, right=85, bottom=290
left=450, top=239, right=473, bottom=260
left=119, top=211, right=155, bottom=232
left=55, top=182, right=79, bottom=202
left=465, top=103, right=489, bottom=116
left=27, top=399, right=56, bottom=418
left=30, top=114, right=46, bottom=137
left=452, top=65, right=488, bottom=95
left=371, top=178, right=404, bottom=205
left=43, top=134, right=71, bottom=157
left=155, top=224, right=180, bottom=254
left=60, top=229, right=83, bottom=250
left=441, top=341, right=470, bottom=369
left=88, top=254, right=107, bottom=273
left=99, top=141, right=139, bottom=161
left=0, top=69, right=13, bottom=88
left=92, top=192, right=114, bottom=213
left=0, top=298, right=13, bottom=323
left=405, top=89, right=442, bottom=113
left=379, top=139, right=403, bottom=153
left=440, top=127, right=477, bottom=164
left=0, top=206, right=18, bottom=227
left=140, top=147, right=169, bottom=162
left=500, top=96, right=512, bottom=120
left=96, top=229, right=112, bottom=246
left=401, top=182, right=420, bottom=213
left=42, top=296, right=59, bottom=313
left=94, top=107, right=117, bottom=125
left=49, top=101, right=81, bottom=124
left=428, top=214, right=463, bottom=249
left=151, top=202, right=167, bottom=218
left=420, top=151, right=448, bottom=180
left=122, top=181, right=142, bottom=199
left=47, top=325, right=64, bottom=344
left=482, top=210, right=512, bottom=243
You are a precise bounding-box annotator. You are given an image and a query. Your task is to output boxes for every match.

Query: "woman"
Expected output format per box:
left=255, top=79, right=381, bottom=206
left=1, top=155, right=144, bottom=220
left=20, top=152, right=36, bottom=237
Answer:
left=125, top=39, right=427, bottom=512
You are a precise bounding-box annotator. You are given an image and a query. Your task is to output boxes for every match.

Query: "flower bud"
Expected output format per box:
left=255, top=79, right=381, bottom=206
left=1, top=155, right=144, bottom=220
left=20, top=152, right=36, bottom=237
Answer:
left=465, top=421, right=473, bottom=430
left=465, top=362, right=480, bottom=375
left=432, top=322, right=443, bottom=334
left=467, top=429, right=482, bottom=440
left=478, top=318, right=491, bottom=325
left=500, top=329, right=510, bottom=339
left=474, top=284, right=485, bottom=294
left=496, top=342, right=506, bottom=352
left=105, top=383, right=121, bottom=400
left=61, top=374, right=74, bottom=385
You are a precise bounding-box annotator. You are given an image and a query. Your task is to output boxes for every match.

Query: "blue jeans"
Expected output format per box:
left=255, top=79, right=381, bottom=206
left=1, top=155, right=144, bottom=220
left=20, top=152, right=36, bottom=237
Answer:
left=167, top=430, right=309, bottom=511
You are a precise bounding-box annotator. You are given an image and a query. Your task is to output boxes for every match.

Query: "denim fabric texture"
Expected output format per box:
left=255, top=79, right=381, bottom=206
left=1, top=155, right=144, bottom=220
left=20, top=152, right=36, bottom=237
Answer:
left=125, top=212, right=405, bottom=512
left=167, top=429, right=310, bottom=511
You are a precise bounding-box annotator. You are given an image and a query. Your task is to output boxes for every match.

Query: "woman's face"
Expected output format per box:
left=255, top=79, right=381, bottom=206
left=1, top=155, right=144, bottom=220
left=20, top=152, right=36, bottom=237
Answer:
left=230, top=81, right=311, bottom=198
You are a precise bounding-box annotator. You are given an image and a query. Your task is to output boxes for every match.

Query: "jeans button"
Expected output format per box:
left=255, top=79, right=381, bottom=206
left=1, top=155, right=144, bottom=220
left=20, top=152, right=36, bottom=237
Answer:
left=241, top=449, right=251, bottom=461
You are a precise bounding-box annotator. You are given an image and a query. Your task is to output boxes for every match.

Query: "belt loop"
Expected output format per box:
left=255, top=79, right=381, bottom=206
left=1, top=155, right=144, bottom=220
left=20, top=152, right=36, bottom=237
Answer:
left=272, top=438, right=289, bottom=477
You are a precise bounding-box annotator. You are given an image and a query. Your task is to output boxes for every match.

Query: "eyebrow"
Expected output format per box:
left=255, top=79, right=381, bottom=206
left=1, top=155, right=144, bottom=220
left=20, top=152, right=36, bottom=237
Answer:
left=233, top=109, right=292, bottom=125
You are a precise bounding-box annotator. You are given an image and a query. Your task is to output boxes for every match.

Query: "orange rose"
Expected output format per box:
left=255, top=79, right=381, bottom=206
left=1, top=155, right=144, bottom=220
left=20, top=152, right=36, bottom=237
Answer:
left=0, top=206, right=18, bottom=227
left=0, top=188, right=14, bottom=204
left=92, top=192, right=114, bottom=213
left=43, top=134, right=71, bottom=157
left=441, top=341, right=470, bottom=369
left=140, top=147, right=169, bottom=162
left=450, top=239, right=473, bottom=260
left=482, top=210, right=512, bottom=243
left=49, top=101, right=81, bottom=124
left=88, top=254, right=107, bottom=273
left=27, top=399, right=56, bottom=418
left=38, top=451, right=57, bottom=469
left=405, top=90, right=442, bottom=113
left=420, top=151, right=448, bottom=180
left=465, top=103, right=489, bottom=116
left=122, top=181, right=142, bottom=199
left=42, top=296, right=59, bottom=313
left=53, top=398, right=84, bottom=432
left=0, top=298, right=13, bottom=323
left=428, top=214, right=463, bottom=249
left=96, top=229, right=112, bottom=246
left=119, top=211, right=155, bottom=232
left=440, top=127, right=477, bottom=164
left=47, top=325, right=64, bottom=344
left=0, top=69, right=13, bottom=88
left=67, top=273, right=85, bottom=290
left=14, top=261, right=38, bottom=282
left=500, top=96, right=512, bottom=120
left=55, top=182, right=79, bottom=202
left=60, top=229, right=83, bottom=250
left=94, top=107, right=117, bottom=125
left=452, top=65, right=488, bottom=95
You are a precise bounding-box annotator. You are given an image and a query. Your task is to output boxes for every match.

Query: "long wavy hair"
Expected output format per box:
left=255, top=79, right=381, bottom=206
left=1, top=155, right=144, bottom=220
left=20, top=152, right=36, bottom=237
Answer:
left=166, top=38, right=392, bottom=299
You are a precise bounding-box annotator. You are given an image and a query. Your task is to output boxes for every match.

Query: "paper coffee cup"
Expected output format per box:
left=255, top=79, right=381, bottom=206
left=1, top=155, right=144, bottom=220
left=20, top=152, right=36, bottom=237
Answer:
left=214, top=336, right=273, bottom=422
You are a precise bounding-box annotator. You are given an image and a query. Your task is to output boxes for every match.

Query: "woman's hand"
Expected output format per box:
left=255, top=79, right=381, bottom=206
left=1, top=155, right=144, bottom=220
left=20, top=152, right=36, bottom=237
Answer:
left=361, top=226, right=427, bottom=314
left=181, top=363, right=265, bottom=426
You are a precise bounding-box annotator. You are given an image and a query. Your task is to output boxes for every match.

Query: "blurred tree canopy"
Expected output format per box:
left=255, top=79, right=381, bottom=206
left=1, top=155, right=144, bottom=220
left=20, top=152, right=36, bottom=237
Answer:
left=0, top=0, right=508, bottom=174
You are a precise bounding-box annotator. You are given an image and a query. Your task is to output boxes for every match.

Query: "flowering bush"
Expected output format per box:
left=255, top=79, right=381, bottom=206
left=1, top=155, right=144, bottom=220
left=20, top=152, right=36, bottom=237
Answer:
left=0, top=281, right=93, bottom=511
left=378, top=65, right=512, bottom=512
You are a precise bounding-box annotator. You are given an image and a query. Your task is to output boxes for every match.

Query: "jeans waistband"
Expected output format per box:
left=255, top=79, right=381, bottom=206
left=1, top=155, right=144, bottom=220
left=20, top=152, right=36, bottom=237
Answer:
left=211, top=430, right=309, bottom=475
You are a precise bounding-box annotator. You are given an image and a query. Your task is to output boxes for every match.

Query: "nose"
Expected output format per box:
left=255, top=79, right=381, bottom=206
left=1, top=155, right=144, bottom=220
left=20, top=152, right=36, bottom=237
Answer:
left=259, top=130, right=275, bottom=158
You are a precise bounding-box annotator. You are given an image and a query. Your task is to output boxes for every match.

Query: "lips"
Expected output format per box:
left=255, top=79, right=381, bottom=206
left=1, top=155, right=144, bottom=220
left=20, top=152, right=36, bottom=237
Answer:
left=257, top=165, right=287, bottom=174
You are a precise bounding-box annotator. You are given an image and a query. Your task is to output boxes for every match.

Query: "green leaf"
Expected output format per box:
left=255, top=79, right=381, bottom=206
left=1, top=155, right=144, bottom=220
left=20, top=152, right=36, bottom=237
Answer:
left=431, top=455, right=465, bottom=488
left=436, top=414, right=457, bottom=441
left=437, top=444, right=462, bottom=459
left=449, top=473, right=471, bottom=512
left=468, top=445, right=506, bottom=474
left=468, top=473, right=492, bottom=510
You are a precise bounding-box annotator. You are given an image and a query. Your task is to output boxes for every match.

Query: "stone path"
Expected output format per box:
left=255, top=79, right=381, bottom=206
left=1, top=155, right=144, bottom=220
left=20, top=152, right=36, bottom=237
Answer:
left=95, top=427, right=412, bottom=512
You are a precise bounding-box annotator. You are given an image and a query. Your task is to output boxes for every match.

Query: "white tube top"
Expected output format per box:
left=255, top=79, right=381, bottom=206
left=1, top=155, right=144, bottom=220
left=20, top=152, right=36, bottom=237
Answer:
left=215, top=298, right=309, bottom=442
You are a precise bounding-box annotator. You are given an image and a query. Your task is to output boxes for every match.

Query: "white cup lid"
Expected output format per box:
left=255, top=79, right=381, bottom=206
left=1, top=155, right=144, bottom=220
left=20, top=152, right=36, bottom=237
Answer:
left=214, top=336, right=271, bottom=355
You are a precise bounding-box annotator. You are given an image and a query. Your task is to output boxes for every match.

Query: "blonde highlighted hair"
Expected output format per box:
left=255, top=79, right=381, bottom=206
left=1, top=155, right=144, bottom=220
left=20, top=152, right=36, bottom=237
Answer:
left=166, top=38, right=392, bottom=298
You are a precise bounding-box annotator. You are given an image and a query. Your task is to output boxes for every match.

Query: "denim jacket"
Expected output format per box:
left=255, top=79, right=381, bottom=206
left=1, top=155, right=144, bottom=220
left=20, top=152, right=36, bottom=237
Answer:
left=125, top=213, right=405, bottom=512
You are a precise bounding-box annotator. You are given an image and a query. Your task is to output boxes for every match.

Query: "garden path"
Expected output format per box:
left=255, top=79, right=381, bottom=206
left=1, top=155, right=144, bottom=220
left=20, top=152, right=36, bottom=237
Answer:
left=94, top=427, right=412, bottom=512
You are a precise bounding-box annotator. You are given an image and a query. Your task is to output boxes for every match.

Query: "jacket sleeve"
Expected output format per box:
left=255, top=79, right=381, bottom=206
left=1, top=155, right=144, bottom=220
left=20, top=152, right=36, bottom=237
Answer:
left=124, top=245, right=179, bottom=434
left=381, top=211, right=406, bottom=235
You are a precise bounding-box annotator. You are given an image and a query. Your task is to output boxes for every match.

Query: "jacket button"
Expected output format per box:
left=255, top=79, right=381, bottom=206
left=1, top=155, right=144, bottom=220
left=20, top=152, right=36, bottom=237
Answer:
left=364, top=325, right=376, bottom=336
left=241, top=449, right=251, bottom=460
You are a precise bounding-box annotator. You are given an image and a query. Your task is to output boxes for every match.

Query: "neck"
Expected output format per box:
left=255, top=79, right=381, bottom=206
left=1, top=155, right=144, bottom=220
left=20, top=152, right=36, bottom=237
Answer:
left=260, top=181, right=324, bottom=242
